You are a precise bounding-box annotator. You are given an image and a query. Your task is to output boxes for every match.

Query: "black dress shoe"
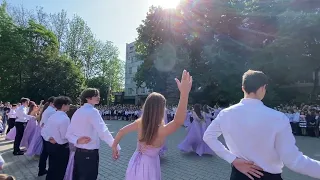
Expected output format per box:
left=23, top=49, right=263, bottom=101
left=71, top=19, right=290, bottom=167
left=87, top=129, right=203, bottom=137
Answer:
left=38, top=169, right=48, bottom=176
left=13, top=151, right=24, bottom=156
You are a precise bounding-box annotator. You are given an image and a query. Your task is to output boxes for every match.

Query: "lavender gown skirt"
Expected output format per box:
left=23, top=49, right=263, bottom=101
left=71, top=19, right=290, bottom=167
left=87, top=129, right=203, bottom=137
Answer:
left=6, top=127, right=16, bottom=140
left=184, top=113, right=191, bottom=127
left=178, top=120, right=214, bottom=156
left=20, top=118, right=37, bottom=149
left=25, top=125, right=43, bottom=156
left=126, top=143, right=162, bottom=180
left=64, top=144, right=76, bottom=180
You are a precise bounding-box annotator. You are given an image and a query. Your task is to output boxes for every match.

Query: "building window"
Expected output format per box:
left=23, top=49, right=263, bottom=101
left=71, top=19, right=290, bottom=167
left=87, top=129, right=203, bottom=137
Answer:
left=128, top=67, right=132, bottom=74
left=141, top=87, right=145, bottom=93
left=130, top=46, right=134, bottom=50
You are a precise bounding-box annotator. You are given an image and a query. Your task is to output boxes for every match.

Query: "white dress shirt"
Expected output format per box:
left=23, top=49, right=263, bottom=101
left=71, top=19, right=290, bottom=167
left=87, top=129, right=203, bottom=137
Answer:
left=7, top=109, right=17, bottom=119
left=40, top=106, right=56, bottom=126
left=66, top=103, right=120, bottom=150
left=41, top=111, right=70, bottom=145
left=292, top=112, right=300, bottom=123
left=203, top=98, right=320, bottom=179
left=15, top=105, right=34, bottom=123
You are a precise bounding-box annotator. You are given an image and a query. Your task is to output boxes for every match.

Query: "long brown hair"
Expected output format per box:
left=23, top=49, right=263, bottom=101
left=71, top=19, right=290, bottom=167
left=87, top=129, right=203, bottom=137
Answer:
left=194, top=104, right=203, bottom=119
left=139, top=92, right=166, bottom=145
left=27, top=101, right=37, bottom=115
left=37, top=102, right=50, bottom=122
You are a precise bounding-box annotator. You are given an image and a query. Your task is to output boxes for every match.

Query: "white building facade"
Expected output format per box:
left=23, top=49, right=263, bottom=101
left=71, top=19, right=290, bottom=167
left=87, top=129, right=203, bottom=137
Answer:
left=124, top=42, right=150, bottom=104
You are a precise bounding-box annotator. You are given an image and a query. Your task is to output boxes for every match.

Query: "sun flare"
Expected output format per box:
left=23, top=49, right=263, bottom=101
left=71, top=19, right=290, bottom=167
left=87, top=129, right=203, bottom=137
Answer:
left=149, top=0, right=180, bottom=9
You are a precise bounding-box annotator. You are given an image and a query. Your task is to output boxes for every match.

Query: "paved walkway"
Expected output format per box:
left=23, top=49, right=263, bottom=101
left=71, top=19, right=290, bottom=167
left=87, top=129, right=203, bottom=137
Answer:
left=0, top=120, right=319, bottom=180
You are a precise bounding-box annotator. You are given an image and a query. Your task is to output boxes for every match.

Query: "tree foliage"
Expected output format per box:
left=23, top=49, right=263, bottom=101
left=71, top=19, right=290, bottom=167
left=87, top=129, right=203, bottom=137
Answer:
left=135, top=0, right=320, bottom=105
left=0, top=1, right=124, bottom=102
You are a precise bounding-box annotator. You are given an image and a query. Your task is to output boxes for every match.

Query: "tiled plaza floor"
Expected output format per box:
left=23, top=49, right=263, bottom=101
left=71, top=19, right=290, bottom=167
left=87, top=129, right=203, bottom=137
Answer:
left=0, top=120, right=319, bottom=180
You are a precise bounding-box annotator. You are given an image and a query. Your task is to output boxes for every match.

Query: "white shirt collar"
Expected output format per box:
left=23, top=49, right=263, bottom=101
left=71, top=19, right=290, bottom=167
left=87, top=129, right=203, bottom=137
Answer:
left=240, top=98, right=263, bottom=105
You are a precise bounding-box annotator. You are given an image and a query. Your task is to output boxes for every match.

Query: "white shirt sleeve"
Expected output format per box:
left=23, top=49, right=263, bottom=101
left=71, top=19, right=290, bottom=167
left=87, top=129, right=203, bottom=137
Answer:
left=90, top=109, right=121, bottom=150
left=16, top=107, right=34, bottom=121
left=66, top=122, right=79, bottom=145
left=59, top=118, right=70, bottom=143
left=275, top=116, right=320, bottom=178
left=203, top=111, right=237, bottom=164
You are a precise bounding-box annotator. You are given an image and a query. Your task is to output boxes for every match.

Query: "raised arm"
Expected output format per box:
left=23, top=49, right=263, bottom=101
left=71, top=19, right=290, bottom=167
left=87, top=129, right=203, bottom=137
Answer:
left=160, top=70, right=192, bottom=137
left=112, top=120, right=139, bottom=148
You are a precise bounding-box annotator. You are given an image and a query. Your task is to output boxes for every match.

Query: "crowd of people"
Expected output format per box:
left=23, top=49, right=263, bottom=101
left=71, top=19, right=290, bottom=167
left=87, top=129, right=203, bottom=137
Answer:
left=0, top=70, right=319, bottom=180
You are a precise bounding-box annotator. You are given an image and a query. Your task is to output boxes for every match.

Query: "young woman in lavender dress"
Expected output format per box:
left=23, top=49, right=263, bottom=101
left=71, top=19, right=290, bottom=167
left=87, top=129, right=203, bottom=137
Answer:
left=20, top=101, right=39, bottom=149
left=178, top=104, right=214, bottom=156
left=112, top=70, right=192, bottom=180
left=26, top=102, right=50, bottom=156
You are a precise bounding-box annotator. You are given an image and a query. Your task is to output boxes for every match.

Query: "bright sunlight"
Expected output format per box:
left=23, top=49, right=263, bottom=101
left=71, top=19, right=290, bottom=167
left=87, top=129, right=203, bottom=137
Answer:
left=148, top=0, right=180, bottom=9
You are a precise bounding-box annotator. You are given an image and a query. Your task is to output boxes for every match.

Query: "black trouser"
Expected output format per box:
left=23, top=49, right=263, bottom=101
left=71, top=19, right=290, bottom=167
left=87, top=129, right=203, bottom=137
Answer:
left=6, top=118, right=16, bottom=134
left=73, top=148, right=99, bottom=180
left=230, top=166, right=282, bottom=180
left=13, top=122, right=25, bottom=153
left=46, top=142, right=69, bottom=180
left=38, top=138, right=48, bottom=173
left=290, top=122, right=299, bottom=134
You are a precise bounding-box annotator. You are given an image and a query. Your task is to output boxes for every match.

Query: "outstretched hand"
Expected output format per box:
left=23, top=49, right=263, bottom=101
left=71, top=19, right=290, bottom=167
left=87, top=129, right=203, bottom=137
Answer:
left=175, top=70, right=192, bottom=96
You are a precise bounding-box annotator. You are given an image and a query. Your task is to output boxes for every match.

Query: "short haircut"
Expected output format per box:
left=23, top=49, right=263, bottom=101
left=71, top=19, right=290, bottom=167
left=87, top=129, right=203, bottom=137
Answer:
left=80, top=88, right=99, bottom=104
left=47, top=96, right=55, bottom=103
left=53, top=96, right=72, bottom=110
left=242, top=70, right=268, bottom=94
left=12, top=104, right=17, bottom=107
left=20, top=98, right=30, bottom=104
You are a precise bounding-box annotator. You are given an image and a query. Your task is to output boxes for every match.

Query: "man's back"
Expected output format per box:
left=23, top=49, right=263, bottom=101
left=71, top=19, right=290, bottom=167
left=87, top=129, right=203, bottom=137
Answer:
left=219, top=99, right=287, bottom=173
left=204, top=98, right=320, bottom=179
left=40, top=106, right=56, bottom=126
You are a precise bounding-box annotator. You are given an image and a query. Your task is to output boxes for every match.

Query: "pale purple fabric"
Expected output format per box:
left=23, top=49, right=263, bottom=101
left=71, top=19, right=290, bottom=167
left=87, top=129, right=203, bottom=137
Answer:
left=20, top=118, right=37, bottom=148
left=5, top=127, right=16, bottom=140
left=64, top=143, right=76, bottom=180
left=178, top=114, right=214, bottom=156
left=126, top=143, right=162, bottom=180
left=25, top=125, right=43, bottom=156
left=184, top=112, right=191, bottom=127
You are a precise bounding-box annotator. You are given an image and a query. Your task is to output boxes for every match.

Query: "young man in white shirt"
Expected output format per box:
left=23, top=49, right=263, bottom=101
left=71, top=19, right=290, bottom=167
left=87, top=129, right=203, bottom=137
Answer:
left=38, top=96, right=56, bottom=177
left=204, top=70, right=320, bottom=180
left=66, top=88, right=121, bottom=180
left=13, top=98, right=34, bottom=155
left=41, top=96, right=71, bottom=180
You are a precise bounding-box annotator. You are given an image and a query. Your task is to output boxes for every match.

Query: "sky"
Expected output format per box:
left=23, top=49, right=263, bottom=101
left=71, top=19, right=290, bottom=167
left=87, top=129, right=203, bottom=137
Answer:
left=7, top=0, right=180, bottom=60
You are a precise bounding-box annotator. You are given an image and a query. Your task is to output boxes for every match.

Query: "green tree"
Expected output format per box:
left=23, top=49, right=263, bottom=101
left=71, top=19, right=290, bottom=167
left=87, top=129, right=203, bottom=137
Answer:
left=0, top=2, right=85, bottom=102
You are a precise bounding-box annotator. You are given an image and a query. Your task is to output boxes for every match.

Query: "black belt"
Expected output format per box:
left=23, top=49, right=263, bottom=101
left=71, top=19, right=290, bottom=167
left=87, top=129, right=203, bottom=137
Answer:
left=76, top=148, right=98, bottom=153
left=47, top=141, right=68, bottom=147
